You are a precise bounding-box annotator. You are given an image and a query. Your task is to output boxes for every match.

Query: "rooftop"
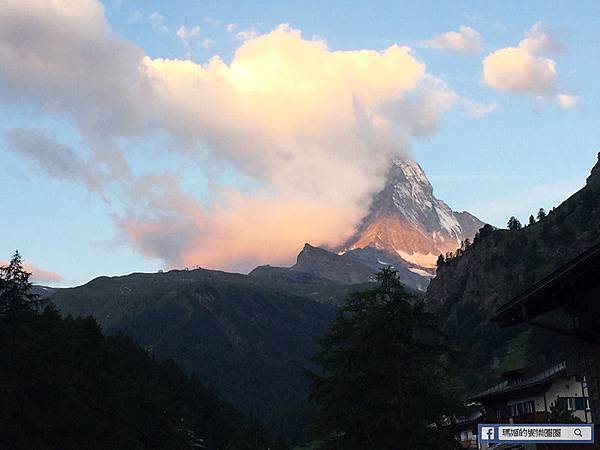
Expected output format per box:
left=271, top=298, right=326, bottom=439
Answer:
left=469, top=361, right=566, bottom=403
left=492, top=242, right=600, bottom=327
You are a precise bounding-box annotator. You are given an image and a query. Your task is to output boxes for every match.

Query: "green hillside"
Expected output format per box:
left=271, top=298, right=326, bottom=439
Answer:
left=50, top=268, right=338, bottom=420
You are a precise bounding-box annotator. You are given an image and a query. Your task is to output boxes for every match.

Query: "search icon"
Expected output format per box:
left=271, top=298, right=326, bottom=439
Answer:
left=574, top=428, right=583, bottom=437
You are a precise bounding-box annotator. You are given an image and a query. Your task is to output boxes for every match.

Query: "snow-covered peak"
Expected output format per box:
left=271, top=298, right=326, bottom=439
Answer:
left=392, top=158, right=431, bottom=187
left=341, top=157, right=485, bottom=271
left=387, top=158, right=462, bottom=236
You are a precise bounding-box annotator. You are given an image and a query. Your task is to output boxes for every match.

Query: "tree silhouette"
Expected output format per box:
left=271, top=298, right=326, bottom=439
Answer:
left=548, top=399, right=582, bottom=424
left=307, top=267, right=460, bottom=450
left=0, top=251, right=44, bottom=319
left=537, top=208, right=547, bottom=221
left=436, top=254, right=446, bottom=268
left=507, top=216, right=522, bottom=231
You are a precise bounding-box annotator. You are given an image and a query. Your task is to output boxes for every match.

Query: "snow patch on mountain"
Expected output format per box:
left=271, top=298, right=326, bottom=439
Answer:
left=395, top=250, right=438, bottom=268
left=408, top=267, right=435, bottom=278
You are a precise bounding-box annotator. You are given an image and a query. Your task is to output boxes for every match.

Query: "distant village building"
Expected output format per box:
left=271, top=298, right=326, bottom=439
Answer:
left=469, top=361, right=591, bottom=425
left=454, top=362, right=591, bottom=448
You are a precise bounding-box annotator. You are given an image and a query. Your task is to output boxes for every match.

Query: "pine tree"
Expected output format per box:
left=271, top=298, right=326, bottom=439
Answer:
left=537, top=208, right=547, bottom=221
left=548, top=399, right=582, bottom=424
left=507, top=216, right=522, bottom=231
left=436, top=254, right=445, bottom=268
left=0, top=251, right=44, bottom=319
left=461, top=239, right=471, bottom=251
left=528, top=215, right=536, bottom=226
left=307, top=267, right=460, bottom=450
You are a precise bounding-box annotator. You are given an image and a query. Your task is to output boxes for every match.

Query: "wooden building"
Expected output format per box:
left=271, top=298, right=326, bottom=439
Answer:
left=468, top=361, right=591, bottom=425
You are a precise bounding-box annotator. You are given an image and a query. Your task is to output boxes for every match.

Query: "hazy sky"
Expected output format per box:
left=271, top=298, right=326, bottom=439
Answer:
left=1, top=0, right=599, bottom=286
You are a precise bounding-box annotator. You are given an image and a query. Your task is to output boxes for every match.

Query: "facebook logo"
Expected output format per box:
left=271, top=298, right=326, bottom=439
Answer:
left=481, top=427, right=495, bottom=441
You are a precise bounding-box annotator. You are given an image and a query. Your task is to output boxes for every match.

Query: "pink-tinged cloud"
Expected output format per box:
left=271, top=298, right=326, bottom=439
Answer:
left=0, top=260, right=63, bottom=284
left=556, top=94, right=578, bottom=109
left=518, top=22, right=563, bottom=56
left=482, top=22, right=576, bottom=108
left=0, top=1, right=457, bottom=272
left=483, top=47, right=556, bottom=93
left=117, top=175, right=364, bottom=271
left=423, top=26, right=483, bottom=53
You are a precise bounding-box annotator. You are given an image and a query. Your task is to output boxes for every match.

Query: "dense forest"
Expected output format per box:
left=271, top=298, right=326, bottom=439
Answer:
left=0, top=252, right=271, bottom=450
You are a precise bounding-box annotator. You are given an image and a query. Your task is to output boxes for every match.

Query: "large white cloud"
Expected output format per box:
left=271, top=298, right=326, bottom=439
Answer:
left=0, top=0, right=456, bottom=271
left=483, top=47, right=556, bottom=93
left=482, top=22, right=576, bottom=108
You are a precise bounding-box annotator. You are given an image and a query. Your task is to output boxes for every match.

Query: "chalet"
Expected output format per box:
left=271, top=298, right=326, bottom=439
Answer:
left=468, top=361, right=591, bottom=425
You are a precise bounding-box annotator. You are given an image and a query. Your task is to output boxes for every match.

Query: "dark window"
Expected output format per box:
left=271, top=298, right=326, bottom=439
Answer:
left=556, top=397, right=589, bottom=411
left=508, top=400, right=536, bottom=417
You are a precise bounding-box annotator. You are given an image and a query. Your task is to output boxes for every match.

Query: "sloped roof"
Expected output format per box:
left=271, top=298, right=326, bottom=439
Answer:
left=468, top=361, right=566, bottom=402
left=492, top=242, right=600, bottom=326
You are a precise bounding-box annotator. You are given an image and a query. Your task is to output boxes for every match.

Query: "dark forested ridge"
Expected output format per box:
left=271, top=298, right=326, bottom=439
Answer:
left=0, top=255, right=270, bottom=450
left=49, top=267, right=339, bottom=420
left=426, top=154, right=600, bottom=395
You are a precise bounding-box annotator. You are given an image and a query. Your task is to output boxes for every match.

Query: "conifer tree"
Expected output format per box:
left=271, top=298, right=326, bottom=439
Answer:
left=507, top=216, right=522, bottom=231
left=307, top=267, right=460, bottom=450
left=0, top=251, right=43, bottom=319
left=436, top=254, right=445, bottom=268
left=537, top=208, right=547, bottom=221
left=528, top=214, right=536, bottom=226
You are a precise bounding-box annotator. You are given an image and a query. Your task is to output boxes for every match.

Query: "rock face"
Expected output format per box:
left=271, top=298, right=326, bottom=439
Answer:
left=289, top=243, right=428, bottom=291
left=292, top=243, right=376, bottom=285
left=341, top=158, right=484, bottom=272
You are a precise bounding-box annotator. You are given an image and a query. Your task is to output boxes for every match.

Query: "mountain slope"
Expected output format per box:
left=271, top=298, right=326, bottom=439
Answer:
left=291, top=243, right=376, bottom=285
left=425, top=154, right=600, bottom=394
left=49, top=268, right=337, bottom=419
left=250, top=242, right=429, bottom=292
left=342, top=158, right=484, bottom=272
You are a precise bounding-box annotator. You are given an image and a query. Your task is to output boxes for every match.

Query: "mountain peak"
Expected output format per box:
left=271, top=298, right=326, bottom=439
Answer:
left=342, top=158, right=484, bottom=270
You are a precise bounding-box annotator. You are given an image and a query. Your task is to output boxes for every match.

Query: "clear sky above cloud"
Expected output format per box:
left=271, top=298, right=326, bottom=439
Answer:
left=1, top=0, right=599, bottom=285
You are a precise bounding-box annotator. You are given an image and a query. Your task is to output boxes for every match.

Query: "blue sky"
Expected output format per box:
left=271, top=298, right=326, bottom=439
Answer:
left=1, top=0, right=599, bottom=285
